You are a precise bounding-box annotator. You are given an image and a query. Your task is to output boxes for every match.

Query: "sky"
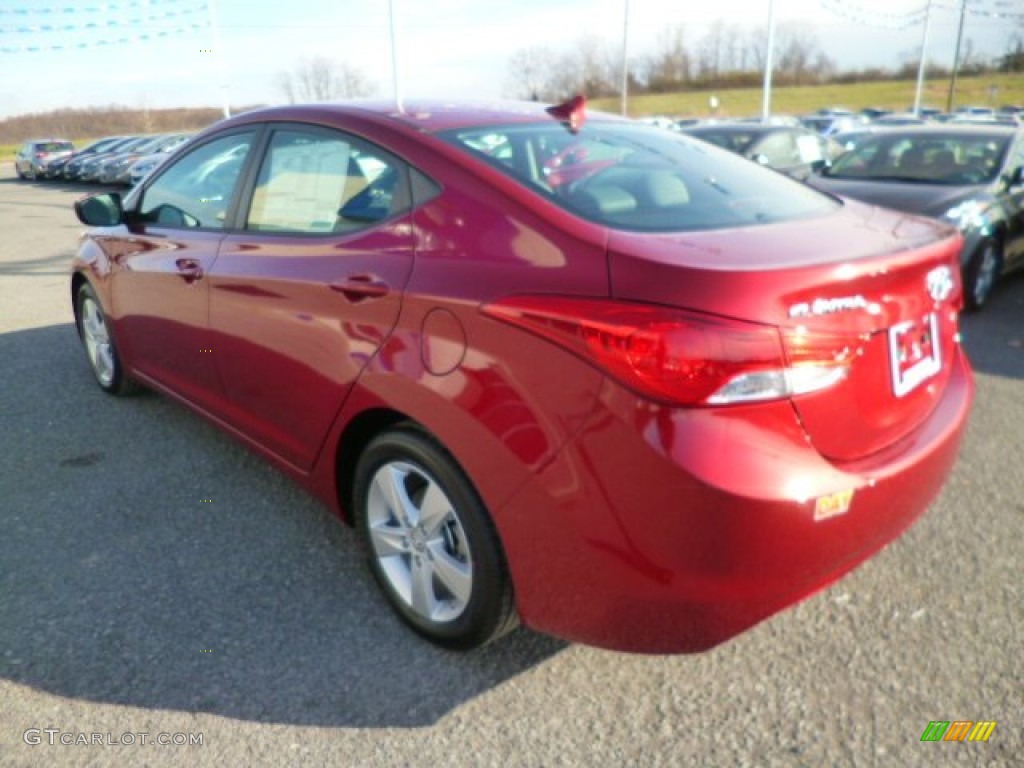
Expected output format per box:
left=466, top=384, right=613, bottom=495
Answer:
left=0, top=0, right=1019, bottom=120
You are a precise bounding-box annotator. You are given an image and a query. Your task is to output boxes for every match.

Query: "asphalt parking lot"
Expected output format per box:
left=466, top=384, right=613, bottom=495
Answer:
left=0, top=168, right=1020, bottom=767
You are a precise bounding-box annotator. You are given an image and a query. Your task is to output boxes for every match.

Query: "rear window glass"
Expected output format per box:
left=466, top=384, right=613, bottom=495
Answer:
left=826, top=133, right=1011, bottom=185
left=37, top=142, right=73, bottom=152
left=440, top=121, right=837, bottom=232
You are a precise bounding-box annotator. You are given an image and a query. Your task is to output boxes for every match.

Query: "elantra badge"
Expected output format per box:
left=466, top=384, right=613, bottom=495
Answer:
left=926, top=265, right=954, bottom=302
left=788, top=295, right=868, bottom=319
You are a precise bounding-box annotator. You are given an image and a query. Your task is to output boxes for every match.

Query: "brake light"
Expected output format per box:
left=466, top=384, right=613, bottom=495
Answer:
left=483, top=296, right=852, bottom=406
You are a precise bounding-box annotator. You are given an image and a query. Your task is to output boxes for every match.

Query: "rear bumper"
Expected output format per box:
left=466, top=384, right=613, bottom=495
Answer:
left=497, top=345, right=973, bottom=653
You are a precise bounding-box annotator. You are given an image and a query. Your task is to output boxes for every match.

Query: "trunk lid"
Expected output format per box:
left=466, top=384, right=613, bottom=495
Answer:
left=608, top=201, right=965, bottom=462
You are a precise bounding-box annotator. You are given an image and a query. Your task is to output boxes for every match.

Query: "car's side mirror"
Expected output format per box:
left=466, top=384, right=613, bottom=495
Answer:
left=751, top=153, right=770, bottom=166
left=74, top=193, right=125, bottom=227
left=810, top=159, right=831, bottom=174
left=1004, top=166, right=1024, bottom=189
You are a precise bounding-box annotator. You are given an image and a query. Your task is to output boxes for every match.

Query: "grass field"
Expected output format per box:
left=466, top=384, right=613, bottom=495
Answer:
left=593, top=73, right=1024, bottom=118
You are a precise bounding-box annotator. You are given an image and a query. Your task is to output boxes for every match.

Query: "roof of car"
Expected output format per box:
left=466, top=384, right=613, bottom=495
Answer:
left=683, top=123, right=795, bottom=135
left=840, top=124, right=1015, bottom=138
left=229, top=99, right=630, bottom=134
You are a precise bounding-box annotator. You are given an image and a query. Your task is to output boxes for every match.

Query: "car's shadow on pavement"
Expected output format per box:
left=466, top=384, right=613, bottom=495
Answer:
left=0, top=323, right=566, bottom=727
left=959, top=270, right=1024, bottom=381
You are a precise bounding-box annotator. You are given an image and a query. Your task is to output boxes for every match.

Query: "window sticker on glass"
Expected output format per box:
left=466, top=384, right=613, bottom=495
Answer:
left=250, top=134, right=353, bottom=233
left=797, top=135, right=824, bottom=163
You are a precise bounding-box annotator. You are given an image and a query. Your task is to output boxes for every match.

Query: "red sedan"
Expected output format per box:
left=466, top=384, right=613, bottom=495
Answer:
left=71, top=99, right=972, bottom=653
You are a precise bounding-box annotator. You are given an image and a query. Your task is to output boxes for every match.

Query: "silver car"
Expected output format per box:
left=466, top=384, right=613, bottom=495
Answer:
left=14, top=139, right=74, bottom=180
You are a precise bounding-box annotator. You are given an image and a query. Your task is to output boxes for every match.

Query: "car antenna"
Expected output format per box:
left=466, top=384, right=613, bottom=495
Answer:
left=547, top=95, right=587, bottom=134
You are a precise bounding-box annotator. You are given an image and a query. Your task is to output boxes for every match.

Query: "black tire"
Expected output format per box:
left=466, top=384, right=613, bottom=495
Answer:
left=963, top=238, right=1002, bottom=311
left=353, top=426, right=517, bottom=650
left=74, top=282, right=140, bottom=395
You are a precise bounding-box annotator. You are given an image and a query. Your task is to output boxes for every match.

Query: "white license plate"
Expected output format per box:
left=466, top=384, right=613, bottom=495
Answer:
left=889, top=313, right=941, bottom=397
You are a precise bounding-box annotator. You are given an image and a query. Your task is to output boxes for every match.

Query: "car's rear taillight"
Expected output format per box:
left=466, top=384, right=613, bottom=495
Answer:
left=483, top=296, right=853, bottom=407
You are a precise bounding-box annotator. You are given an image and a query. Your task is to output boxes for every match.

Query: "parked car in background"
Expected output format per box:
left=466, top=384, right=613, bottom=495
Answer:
left=801, top=114, right=867, bottom=137
left=954, top=106, right=995, bottom=118
left=46, top=137, right=124, bottom=180
left=71, top=99, right=972, bottom=653
left=14, top=139, right=74, bottom=180
left=949, top=113, right=1020, bottom=128
left=97, top=133, right=192, bottom=185
left=810, top=125, right=1024, bottom=310
left=872, top=113, right=927, bottom=126
left=78, top=136, right=153, bottom=182
left=64, top=136, right=136, bottom=181
left=860, top=107, right=891, bottom=120
left=734, top=115, right=803, bottom=127
left=127, top=135, right=192, bottom=186
left=41, top=153, right=75, bottom=179
left=680, top=122, right=840, bottom=180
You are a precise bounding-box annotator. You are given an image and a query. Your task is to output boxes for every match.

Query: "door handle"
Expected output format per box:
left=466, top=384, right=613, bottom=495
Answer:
left=175, top=258, right=204, bottom=283
left=330, top=274, right=390, bottom=303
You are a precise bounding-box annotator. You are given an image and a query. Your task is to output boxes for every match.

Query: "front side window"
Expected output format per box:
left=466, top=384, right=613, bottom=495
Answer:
left=246, top=128, right=406, bottom=235
left=138, top=131, right=254, bottom=229
left=441, top=122, right=837, bottom=232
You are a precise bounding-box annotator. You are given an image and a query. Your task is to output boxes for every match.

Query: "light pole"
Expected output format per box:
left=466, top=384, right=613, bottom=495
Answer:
left=913, top=0, right=933, bottom=116
left=946, top=0, right=968, bottom=113
left=620, top=0, right=630, bottom=116
left=761, top=0, right=776, bottom=122
left=389, top=0, right=402, bottom=111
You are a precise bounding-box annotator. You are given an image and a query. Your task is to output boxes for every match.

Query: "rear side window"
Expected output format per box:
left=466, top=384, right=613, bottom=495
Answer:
left=441, top=122, right=837, bottom=232
left=245, top=128, right=408, bottom=235
left=138, top=131, right=254, bottom=229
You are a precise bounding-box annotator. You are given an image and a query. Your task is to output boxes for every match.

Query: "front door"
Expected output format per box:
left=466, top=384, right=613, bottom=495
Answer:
left=110, top=130, right=258, bottom=411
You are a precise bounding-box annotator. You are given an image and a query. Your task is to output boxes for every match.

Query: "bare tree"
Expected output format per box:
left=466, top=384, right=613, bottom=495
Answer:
left=277, top=57, right=377, bottom=104
left=277, top=71, right=297, bottom=104
left=776, top=23, right=828, bottom=85
left=643, top=24, right=691, bottom=91
left=336, top=64, right=375, bottom=99
left=505, top=37, right=617, bottom=101
left=697, top=20, right=727, bottom=81
left=505, top=46, right=557, bottom=100
left=747, top=26, right=767, bottom=73
left=571, top=36, right=618, bottom=97
left=1000, top=32, right=1024, bottom=72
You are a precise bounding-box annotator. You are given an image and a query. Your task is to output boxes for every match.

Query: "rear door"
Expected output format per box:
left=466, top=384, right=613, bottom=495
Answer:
left=209, top=124, right=416, bottom=471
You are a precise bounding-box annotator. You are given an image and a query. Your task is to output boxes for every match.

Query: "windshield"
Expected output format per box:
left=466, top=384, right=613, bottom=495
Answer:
left=826, top=132, right=1010, bottom=185
left=440, top=122, right=837, bottom=232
